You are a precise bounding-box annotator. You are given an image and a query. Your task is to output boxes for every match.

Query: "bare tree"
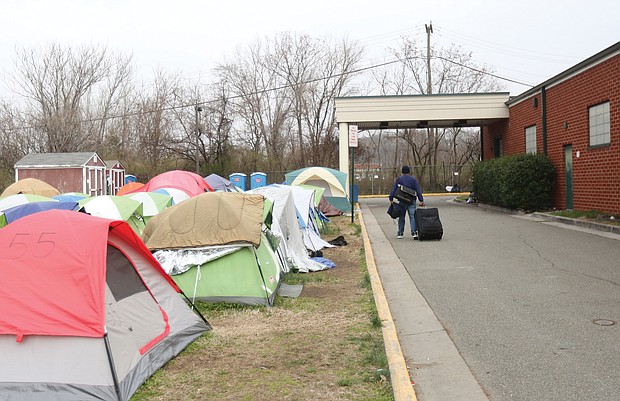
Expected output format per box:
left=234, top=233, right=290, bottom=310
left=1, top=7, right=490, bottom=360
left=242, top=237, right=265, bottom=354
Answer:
left=274, top=33, right=363, bottom=167
left=9, top=43, right=133, bottom=153
left=379, top=37, right=502, bottom=190
left=215, top=38, right=292, bottom=173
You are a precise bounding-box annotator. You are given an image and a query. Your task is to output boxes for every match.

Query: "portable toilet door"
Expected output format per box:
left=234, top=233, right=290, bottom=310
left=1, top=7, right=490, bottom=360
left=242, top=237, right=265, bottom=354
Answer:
left=125, top=174, right=137, bottom=184
left=250, top=172, right=267, bottom=190
left=229, top=173, right=247, bottom=191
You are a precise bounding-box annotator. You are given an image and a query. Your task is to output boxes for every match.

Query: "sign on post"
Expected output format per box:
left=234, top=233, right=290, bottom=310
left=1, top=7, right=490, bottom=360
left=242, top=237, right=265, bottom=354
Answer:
left=348, top=124, right=358, bottom=147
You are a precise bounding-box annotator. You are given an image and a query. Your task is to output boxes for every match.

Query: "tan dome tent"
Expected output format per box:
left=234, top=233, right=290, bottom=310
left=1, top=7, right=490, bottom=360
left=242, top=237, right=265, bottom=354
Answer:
left=143, top=192, right=284, bottom=306
left=1, top=178, right=61, bottom=198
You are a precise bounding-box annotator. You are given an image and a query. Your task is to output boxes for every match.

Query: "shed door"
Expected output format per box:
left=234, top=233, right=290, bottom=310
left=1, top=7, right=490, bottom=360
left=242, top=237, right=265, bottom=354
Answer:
left=88, top=167, right=106, bottom=196
left=564, top=145, right=573, bottom=210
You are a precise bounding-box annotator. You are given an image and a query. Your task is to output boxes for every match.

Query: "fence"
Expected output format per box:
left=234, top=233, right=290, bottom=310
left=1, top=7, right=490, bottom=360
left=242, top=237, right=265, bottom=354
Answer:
left=249, top=163, right=472, bottom=196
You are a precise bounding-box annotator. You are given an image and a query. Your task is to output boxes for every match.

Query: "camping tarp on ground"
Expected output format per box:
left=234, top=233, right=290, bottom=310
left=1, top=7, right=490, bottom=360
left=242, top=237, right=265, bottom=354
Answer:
left=124, top=170, right=213, bottom=205
left=249, top=185, right=328, bottom=273
left=79, top=195, right=147, bottom=235
left=285, top=166, right=350, bottom=212
left=0, top=210, right=210, bottom=401
left=143, top=192, right=283, bottom=306
left=1, top=178, right=61, bottom=198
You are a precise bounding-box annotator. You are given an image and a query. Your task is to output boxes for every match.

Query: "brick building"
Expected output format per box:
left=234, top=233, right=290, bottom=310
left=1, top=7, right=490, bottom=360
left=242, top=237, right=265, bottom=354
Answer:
left=482, top=42, right=620, bottom=214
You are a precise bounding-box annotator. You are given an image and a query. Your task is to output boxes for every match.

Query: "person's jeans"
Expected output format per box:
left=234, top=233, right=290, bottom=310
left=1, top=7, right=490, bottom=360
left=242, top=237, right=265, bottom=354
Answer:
left=397, top=202, right=417, bottom=235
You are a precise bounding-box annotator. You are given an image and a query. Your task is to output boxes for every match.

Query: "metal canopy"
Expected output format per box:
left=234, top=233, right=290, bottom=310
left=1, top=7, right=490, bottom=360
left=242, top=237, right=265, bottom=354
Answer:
left=335, top=93, right=512, bottom=194
left=335, top=92, right=511, bottom=129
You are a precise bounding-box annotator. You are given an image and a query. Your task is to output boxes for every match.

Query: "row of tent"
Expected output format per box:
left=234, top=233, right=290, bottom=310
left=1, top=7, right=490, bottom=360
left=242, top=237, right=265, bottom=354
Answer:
left=0, top=168, right=349, bottom=400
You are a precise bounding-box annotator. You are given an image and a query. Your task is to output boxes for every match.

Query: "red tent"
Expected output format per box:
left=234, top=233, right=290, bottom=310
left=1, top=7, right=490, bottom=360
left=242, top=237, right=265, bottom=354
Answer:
left=125, top=170, right=213, bottom=196
left=0, top=210, right=210, bottom=400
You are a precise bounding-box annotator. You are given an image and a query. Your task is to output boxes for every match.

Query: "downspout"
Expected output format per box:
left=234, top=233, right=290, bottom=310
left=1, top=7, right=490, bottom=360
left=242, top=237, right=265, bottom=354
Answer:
left=541, top=86, right=547, bottom=155
left=479, top=127, right=484, bottom=160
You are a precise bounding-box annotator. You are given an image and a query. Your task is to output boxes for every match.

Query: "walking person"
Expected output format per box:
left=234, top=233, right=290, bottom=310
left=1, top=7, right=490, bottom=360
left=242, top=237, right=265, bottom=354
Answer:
left=389, top=165, right=425, bottom=239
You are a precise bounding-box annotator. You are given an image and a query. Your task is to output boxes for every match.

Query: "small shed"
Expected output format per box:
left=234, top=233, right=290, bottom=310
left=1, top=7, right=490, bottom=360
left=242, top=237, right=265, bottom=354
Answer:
left=14, top=152, right=108, bottom=196
left=104, top=160, right=126, bottom=195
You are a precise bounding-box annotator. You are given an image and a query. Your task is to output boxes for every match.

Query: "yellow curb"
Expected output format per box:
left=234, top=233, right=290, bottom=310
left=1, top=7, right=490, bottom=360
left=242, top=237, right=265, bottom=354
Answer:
left=358, top=210, right=418, bottom=401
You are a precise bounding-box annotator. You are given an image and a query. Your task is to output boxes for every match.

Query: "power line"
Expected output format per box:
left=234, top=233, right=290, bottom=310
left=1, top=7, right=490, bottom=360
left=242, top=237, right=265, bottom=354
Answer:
left=433, top=55, right=534, bottom=87
left=2, top=38, right=538, bottom=132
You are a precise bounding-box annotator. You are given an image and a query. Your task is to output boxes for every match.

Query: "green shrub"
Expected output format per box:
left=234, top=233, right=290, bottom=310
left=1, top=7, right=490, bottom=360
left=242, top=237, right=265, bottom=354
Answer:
left=472, top=154, right=555, bottom=211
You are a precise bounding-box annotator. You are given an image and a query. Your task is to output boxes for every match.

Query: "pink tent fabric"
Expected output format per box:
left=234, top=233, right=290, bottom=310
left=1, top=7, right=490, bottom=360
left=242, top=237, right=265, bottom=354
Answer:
left=0, top=210, right=179, bottom=340
left=125, top=170, right=213, bottom=196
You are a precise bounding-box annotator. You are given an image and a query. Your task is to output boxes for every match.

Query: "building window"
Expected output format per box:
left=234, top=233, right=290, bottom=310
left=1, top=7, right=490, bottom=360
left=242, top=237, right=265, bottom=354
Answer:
left=589, top=102, right=610, bottom=146
left=525, top=125, right=536, bottom=154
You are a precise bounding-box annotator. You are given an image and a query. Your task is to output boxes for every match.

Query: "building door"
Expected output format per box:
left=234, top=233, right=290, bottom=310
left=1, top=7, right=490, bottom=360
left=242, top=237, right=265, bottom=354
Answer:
left=564, top=145, right=573, bottom=210
left=493, top=138, right=502, bottom=158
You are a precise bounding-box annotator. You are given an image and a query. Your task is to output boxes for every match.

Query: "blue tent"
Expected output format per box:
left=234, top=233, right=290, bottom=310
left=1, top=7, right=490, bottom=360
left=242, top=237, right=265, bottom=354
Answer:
left=205, top=173, right=240, bottom=192
left=1, top=201, right=80, bottom=226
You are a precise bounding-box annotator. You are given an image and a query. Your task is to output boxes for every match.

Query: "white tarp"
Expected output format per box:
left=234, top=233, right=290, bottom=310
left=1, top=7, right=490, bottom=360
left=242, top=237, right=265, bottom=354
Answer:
left=248, top=186, right=327, bottom=272
left=280, top=184, right=334, bottom=252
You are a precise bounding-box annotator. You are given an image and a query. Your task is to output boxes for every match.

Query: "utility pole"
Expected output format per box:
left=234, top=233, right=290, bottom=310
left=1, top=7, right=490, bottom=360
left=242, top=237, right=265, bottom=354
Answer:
left=195, top=105, right=203, bottom=174
left=425, top=22, right=437, bottom=190
left=425, top=22, right=433, bottom=95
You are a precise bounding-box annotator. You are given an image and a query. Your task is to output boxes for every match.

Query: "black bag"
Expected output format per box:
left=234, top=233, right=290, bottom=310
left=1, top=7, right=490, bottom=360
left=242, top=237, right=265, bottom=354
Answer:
left=387, top=202, right=405, bottom=219
left=394, top=184, right=416, bottom=204
left=414, top=207, right=443, bottom=240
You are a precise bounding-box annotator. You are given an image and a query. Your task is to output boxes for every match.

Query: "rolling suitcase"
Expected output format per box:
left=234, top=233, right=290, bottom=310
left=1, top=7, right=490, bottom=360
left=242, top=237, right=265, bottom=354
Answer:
left=415, top=207, right=443, bottom=240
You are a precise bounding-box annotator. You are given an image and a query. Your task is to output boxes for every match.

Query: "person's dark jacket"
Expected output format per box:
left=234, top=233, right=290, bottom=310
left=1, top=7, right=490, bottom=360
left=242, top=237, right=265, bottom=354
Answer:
left=389, top=175, right=424, bottom=203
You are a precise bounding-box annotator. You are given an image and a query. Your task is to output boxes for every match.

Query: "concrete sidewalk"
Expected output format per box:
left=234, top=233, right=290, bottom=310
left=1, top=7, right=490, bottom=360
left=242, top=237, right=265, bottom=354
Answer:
left=359, top=202, right=488, bottom=401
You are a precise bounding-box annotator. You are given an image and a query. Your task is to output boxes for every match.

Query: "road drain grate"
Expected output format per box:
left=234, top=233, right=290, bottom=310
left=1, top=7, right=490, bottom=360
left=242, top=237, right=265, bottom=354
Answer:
left=593, top=319, right=616, bottom=326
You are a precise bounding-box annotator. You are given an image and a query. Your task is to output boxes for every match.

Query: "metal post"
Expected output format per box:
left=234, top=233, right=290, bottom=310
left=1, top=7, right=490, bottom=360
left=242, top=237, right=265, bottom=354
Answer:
left=195, top=105, right=203, bottom=174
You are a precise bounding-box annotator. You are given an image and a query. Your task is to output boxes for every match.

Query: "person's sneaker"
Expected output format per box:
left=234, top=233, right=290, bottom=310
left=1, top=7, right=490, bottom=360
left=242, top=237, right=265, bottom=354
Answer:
left=397, top=235, right=403, bottom=239
left=412, top=232, right=419, bottom=240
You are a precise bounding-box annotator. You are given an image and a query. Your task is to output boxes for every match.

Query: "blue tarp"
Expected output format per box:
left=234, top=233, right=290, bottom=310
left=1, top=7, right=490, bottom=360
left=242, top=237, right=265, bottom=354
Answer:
left=3, top=201, right=80, bottom=225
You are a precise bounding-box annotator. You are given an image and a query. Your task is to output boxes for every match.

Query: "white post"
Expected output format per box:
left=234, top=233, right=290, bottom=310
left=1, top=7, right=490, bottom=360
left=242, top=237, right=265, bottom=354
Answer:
left=339, top=122, right=349, bottom=196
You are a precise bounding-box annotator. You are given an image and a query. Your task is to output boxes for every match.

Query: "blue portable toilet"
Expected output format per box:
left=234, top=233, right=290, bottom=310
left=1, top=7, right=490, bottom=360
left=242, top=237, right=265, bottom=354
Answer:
left=250, top=172, right=267, bottom=190
left=229, top=173, right=247, bottom=191
left=125, top=174, right=137, bottom=184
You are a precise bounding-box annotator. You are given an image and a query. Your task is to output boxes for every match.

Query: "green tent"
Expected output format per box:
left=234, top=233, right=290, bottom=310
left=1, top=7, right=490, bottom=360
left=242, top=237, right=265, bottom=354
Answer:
left=285, top=166, right=350, bottom=212
left=78, top=195, right=146, bottom=235
left=143, top=192, right=284, bottom=306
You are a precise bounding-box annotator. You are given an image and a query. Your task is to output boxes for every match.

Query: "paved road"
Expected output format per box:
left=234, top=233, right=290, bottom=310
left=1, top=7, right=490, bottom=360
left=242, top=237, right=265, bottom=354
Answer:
left=361, top=196, right=620, bottom=401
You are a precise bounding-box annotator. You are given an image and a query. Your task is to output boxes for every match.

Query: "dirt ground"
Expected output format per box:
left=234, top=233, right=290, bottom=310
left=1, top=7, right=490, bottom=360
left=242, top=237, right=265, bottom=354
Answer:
left=132, top=215, right=393, bottom=401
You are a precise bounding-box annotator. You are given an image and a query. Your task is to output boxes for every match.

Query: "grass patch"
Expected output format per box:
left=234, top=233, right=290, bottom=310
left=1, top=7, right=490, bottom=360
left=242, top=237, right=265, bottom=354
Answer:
left=281, top=270, right=330, bottom=285
left=130, top=215, right=394, bottom=401
left=550, top=209, right=620, bottom=225
left=551, top=209, right=606, bottom=219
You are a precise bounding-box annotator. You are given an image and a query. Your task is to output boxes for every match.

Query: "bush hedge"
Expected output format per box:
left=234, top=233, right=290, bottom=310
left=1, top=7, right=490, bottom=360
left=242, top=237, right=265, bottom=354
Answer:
left=472, top=154, right=555, bottom=211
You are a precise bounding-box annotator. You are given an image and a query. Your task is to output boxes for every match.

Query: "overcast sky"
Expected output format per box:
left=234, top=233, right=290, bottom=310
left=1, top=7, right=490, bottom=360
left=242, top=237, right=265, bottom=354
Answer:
left=1, top=0, right=618, bottom=98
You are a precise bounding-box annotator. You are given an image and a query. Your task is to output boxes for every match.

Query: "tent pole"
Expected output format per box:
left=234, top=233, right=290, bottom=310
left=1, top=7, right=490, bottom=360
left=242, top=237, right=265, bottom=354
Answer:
left=103, top=330, right=123, bottom=401
left=180, top=290, right=212, bottom=329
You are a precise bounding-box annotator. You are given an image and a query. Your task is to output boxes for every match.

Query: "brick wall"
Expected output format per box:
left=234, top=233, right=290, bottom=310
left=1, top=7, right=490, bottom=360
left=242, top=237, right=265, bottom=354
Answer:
left=483, top=53, right=620, bottom=214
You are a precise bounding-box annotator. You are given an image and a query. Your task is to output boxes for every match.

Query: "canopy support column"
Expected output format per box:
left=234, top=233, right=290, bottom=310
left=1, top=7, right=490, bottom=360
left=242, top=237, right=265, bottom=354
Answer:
left=338, top=122, right=350, bottom=196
